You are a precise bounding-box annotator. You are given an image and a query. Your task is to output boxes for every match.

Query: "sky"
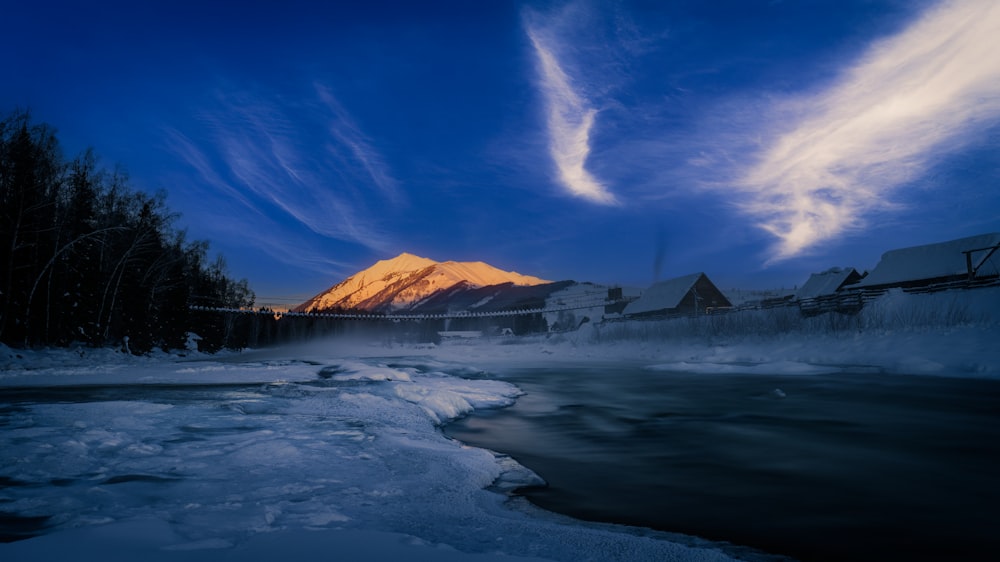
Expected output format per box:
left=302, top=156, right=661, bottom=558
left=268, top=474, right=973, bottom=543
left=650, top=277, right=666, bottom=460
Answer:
left=3, top=0, right=999, bottom=306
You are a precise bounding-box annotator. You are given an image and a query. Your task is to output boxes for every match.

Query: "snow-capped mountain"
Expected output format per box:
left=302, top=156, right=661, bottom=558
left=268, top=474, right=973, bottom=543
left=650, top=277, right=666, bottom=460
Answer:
left=294, top=253, right=551, bottom=313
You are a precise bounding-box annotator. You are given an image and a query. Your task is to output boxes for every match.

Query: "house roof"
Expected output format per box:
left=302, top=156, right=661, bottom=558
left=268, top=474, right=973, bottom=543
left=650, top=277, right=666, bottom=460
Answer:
left=795, top=267, right=860, bottom=299
left=623, top=272, right=704, bottom=316
left=854, top=232, right=1000, bottom=288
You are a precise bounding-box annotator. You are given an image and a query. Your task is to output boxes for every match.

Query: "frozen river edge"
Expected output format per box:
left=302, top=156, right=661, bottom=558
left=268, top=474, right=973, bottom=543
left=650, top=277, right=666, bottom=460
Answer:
left=3, top=306, right=999, bottom=562
left=1, top=342, right=781, bottom=562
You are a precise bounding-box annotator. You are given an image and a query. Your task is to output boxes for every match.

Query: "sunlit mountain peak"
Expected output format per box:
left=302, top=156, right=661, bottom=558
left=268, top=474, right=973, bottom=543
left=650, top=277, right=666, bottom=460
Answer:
left=295, top=253, right=550, bottom=313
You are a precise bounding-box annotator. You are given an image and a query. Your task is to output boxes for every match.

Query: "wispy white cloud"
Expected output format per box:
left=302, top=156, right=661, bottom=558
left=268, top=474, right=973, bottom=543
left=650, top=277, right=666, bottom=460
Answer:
left=163, top=128, right=360, bottom=279
left=162, top=85, right=402, bottom=275
left=218, top=108, right=389, bottom=247
left=315, top=85, right=401, bottom=205
left=524, top=9, right=618, bottom=206
left=739, top=0, right=1000, bottom=261
left=162, top=127, right=258, bottom=212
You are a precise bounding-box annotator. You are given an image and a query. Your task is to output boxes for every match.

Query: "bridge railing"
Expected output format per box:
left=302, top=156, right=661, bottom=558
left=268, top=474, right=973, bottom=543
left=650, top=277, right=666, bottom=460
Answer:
left=190, top=299, right=617, bottom=320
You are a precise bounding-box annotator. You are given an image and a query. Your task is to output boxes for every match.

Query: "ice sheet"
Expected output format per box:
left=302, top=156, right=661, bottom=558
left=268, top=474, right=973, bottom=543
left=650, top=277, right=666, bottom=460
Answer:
left=0, top=354, right=739, bottom=562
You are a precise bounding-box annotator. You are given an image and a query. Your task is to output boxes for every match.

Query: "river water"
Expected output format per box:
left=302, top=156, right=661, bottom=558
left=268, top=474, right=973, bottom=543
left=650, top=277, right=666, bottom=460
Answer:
left=444, top=366, right=1000, bottom=561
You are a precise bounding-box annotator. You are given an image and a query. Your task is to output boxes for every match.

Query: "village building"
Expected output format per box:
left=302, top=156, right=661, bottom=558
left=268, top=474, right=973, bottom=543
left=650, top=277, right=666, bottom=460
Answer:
left=793, top=267, right=866, bottom=316
left=795, top=267, right=863, bottom=300
left=853, top=232, right=1000, bottom=290
left=623, top=272, right=732, bottom=318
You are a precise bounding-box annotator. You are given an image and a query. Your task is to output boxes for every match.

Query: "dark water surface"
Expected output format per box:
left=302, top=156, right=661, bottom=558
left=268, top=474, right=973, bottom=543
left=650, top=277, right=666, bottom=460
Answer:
left=445, top=366, right=1000, bottom=561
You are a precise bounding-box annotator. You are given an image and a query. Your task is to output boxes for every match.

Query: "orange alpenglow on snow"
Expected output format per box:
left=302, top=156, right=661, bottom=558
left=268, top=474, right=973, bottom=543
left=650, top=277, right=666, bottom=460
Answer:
left=294, top=253, right=550, bottom=313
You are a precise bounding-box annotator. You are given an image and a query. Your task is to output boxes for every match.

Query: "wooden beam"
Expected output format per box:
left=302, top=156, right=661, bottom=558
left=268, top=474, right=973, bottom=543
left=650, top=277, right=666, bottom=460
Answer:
left=962, top=243, right=1000, bottom=280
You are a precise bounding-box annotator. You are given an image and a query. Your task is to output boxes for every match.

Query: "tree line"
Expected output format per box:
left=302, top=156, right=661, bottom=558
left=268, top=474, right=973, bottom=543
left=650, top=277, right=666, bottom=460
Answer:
left=1, top=110, right=255, bottom=353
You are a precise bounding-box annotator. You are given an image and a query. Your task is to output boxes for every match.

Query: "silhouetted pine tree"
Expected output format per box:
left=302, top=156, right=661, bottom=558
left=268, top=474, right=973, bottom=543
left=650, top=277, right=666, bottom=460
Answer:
left=0, top=110, right=255, bottom=353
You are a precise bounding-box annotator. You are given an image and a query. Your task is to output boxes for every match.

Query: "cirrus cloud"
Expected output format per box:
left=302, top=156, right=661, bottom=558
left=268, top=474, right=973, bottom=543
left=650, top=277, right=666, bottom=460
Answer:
left=739, top=0, right=1000, bottom=262
left=524, top=8, right=618, bottom=206
left=162, top=83, right=402, bottom=276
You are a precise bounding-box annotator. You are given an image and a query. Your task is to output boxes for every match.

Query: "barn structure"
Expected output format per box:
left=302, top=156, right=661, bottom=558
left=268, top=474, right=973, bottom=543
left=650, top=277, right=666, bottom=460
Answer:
left=853, top=232, right=1000, bottom=290
left=795, top=267, right=863, bottom=300
left=623, top=273, right=731, bottom=318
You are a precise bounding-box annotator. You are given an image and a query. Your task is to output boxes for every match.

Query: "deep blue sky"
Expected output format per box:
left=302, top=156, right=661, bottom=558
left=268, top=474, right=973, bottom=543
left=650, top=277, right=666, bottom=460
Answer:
left=4, top=0, right=999, bottom=305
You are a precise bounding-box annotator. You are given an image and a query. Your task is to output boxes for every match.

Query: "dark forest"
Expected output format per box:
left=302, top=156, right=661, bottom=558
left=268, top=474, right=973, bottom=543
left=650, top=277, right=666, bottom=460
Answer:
left=1, top=110, right=256, bottom=353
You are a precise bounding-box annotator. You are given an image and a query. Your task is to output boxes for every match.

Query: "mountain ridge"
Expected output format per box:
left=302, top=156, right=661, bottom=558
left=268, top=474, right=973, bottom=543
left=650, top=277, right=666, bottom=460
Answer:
left=294, top=253, right=551, bottom=313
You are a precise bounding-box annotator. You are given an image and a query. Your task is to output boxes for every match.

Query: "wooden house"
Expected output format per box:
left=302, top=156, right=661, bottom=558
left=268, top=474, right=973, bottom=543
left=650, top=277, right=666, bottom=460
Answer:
left=623, top=273, right=731, bottom=318
left=853, top=233, right=1000, bottom=290
left=795, top=267, right=863, bottom=300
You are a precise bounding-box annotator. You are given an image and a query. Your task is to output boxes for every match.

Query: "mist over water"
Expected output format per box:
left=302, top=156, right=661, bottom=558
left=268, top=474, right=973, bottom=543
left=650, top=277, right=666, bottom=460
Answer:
left=446, top=367, right=1000, bottom=562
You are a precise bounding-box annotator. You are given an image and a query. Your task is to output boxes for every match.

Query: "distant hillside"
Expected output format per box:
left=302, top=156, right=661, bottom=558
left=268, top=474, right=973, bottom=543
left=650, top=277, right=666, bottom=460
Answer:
left=408, top=280, right=578, bottom=314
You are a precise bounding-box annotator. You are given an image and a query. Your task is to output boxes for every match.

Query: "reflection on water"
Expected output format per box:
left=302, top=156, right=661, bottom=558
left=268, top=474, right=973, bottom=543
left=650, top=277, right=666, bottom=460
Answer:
left=446, top=367, right=1000, bottom=562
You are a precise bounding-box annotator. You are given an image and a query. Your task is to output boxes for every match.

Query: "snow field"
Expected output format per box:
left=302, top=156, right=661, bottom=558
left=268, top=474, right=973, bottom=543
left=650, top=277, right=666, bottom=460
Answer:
left=0, top=354, right=741, bottom=562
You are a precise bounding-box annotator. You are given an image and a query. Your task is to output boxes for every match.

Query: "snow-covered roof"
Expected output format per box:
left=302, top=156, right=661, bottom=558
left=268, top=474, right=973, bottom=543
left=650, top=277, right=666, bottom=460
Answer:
left=796, top=267, right=860, bottom=300
left=855, top=233, right=1000, bottom=288
left=623, top=272, right=703, bottom=316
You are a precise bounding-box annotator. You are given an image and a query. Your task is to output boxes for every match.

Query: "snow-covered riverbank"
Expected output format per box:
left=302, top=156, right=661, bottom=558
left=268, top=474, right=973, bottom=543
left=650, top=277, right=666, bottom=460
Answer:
left=1, top=345, right=755, bottom=562
left=2, top=287, right=998, bottom=561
